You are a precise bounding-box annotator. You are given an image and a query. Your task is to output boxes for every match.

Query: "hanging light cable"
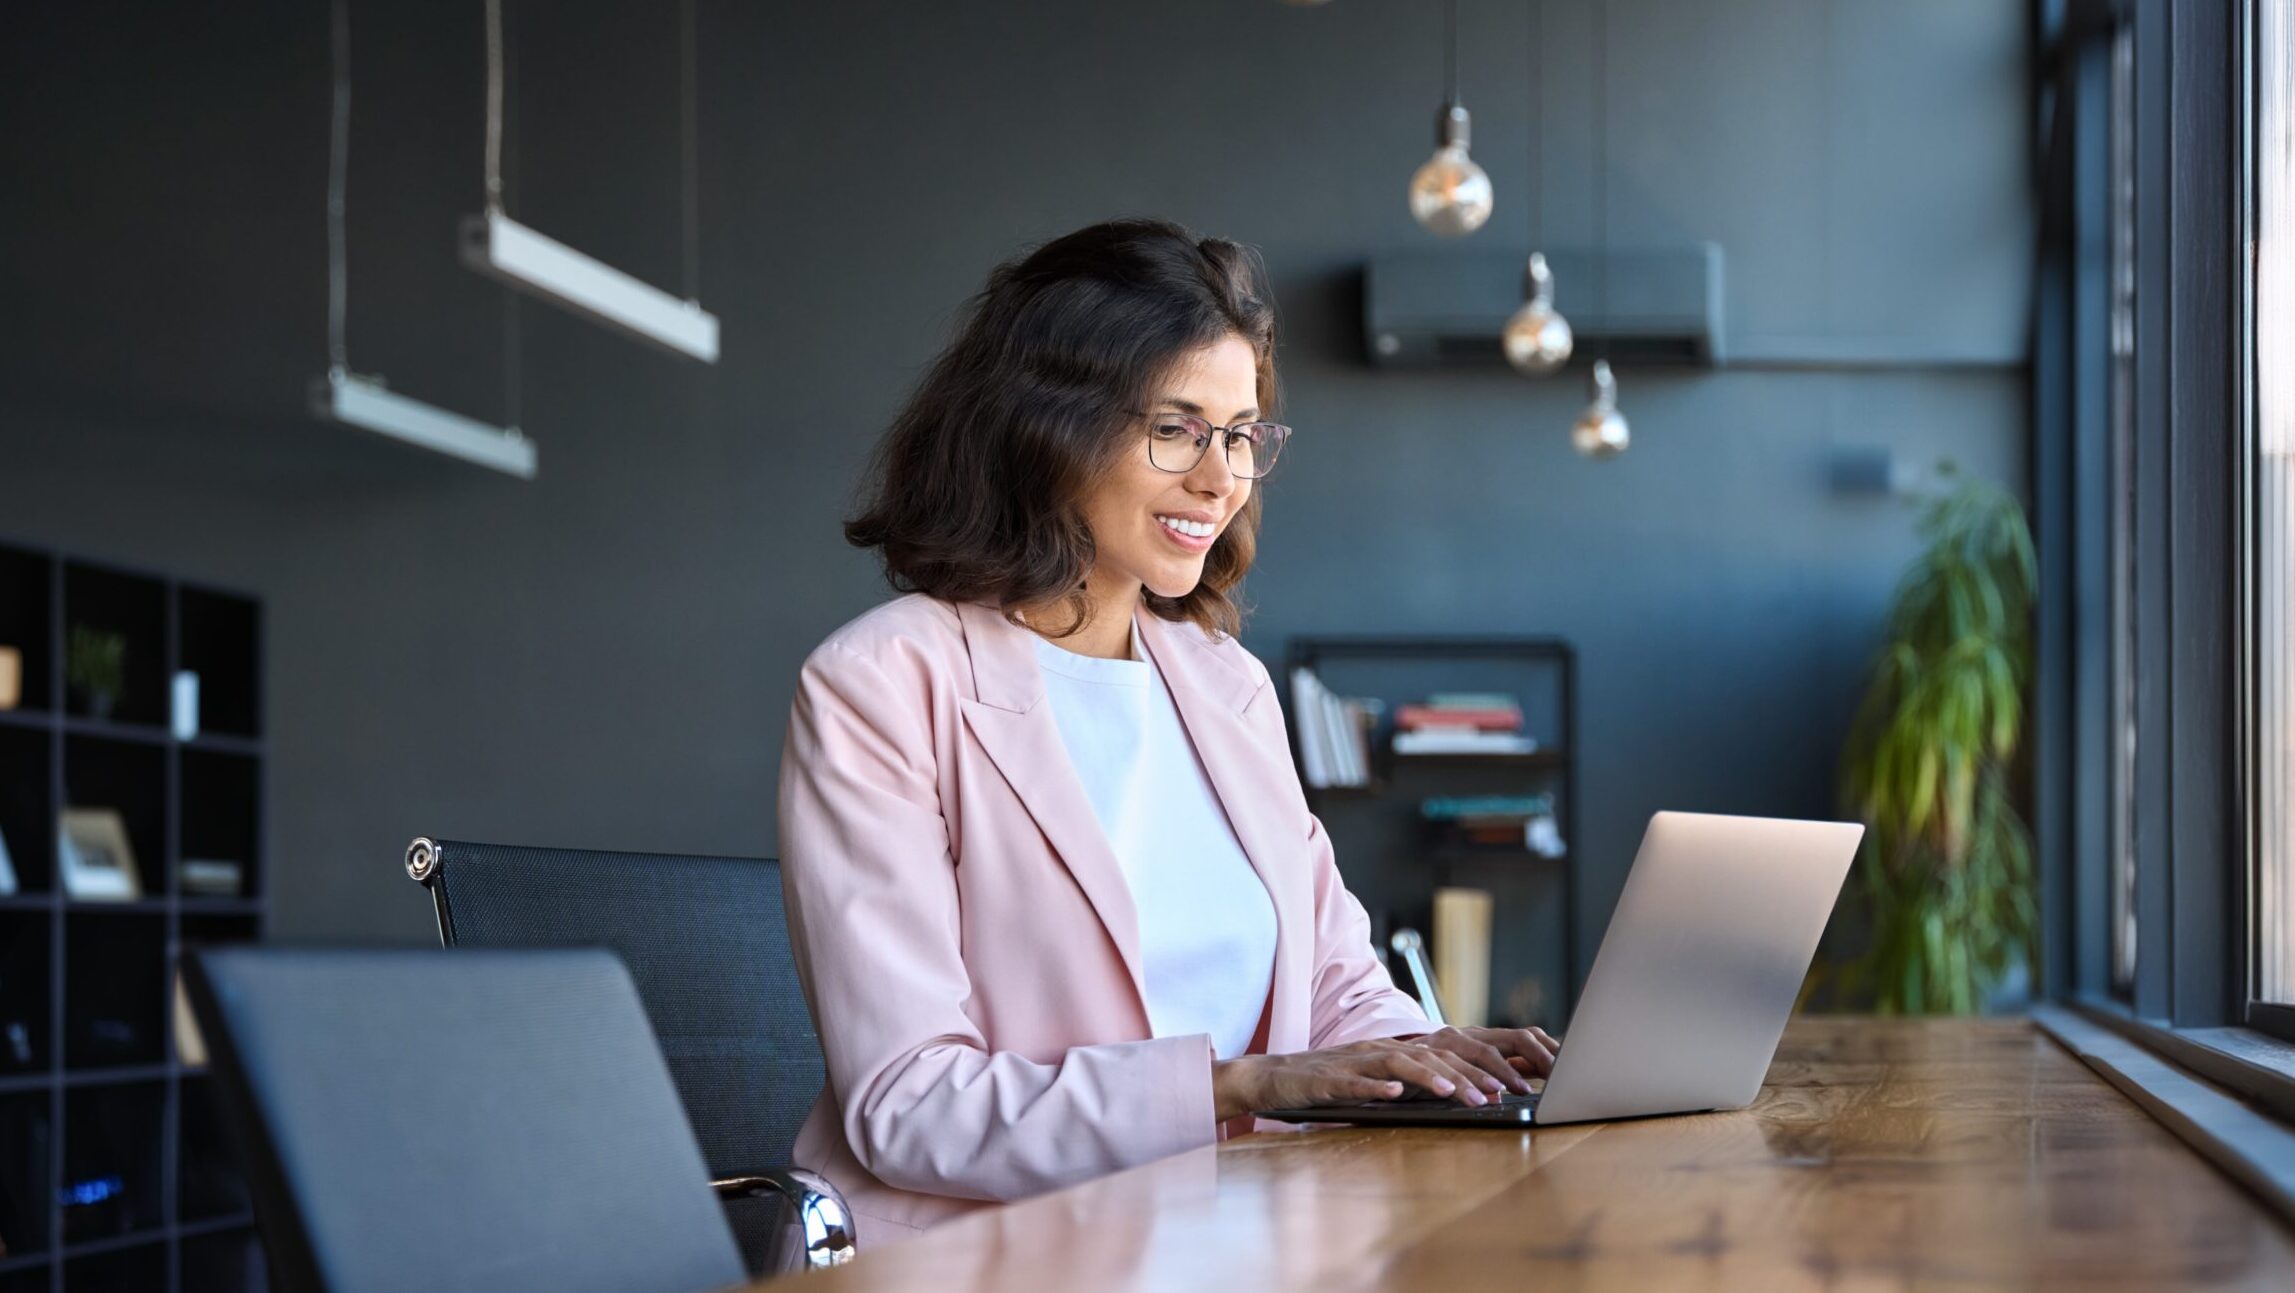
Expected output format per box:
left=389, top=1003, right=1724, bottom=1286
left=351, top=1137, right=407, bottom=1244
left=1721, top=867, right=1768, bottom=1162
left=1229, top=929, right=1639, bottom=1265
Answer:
left=1571, top=1, right=1628, bottom=458
left=680, top=0, right=700, bottom=304
left=1503, top=0, right=1572, bottom=376
left=307, top=0, right=537, bottom=479
left=459, top=0, right=721, bottom=361
left=1409, top=0, right=1493, bottom=237
left=500, top=0, right=522, bottom=439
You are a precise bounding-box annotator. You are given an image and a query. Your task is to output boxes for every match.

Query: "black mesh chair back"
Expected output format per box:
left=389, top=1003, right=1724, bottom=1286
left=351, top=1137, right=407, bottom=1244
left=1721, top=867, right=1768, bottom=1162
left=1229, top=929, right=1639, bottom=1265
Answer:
left=182, top=946, right=746, bottom=1293
left=406, top=838, right=824, bottom=1173
left=404, top=838, right=836, bottom=1271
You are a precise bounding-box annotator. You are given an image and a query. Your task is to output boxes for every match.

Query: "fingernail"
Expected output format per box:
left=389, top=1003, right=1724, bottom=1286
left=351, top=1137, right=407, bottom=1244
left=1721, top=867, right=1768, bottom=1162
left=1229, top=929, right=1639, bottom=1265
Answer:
left=1433, top=1077, right=1454, bottom=1094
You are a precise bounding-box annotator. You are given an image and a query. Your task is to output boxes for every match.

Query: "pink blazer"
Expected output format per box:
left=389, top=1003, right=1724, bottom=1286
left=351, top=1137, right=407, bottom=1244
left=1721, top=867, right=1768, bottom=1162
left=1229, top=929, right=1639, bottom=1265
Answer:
left=776, top=594, right=1428, bottom=1239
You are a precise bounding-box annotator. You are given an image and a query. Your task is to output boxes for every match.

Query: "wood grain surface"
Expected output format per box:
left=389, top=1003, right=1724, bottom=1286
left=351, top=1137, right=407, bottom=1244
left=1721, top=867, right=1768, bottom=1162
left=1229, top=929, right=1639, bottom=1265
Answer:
left=754, top=1018, right=2295, bottom=1291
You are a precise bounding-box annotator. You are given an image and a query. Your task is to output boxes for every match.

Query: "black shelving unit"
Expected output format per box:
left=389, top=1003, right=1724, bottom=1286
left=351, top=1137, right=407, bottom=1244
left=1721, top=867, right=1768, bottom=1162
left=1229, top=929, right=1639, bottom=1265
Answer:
left=0, top=538, right=265, bottom=1293
left=1283, top=636, right=1578, bottom=1030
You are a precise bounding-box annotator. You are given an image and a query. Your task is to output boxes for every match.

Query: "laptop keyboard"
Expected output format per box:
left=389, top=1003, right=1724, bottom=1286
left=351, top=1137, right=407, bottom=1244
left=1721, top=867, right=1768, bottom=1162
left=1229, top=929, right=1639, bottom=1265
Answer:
left=1356, top=1091, right=1541, bottom=1118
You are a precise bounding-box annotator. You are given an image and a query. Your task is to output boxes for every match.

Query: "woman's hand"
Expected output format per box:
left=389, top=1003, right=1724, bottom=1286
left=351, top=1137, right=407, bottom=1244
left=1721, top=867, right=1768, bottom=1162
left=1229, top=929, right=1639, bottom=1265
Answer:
left=1209, top=1026, right=1561, bottom=1122
left=1392, top=1025, right=1562, bottom=1095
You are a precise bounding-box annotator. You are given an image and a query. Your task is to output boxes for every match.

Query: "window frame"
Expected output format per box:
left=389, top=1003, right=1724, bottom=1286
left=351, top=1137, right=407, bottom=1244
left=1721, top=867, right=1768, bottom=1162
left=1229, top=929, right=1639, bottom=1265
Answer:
left=2037, top=0, right=2251, bottom=1036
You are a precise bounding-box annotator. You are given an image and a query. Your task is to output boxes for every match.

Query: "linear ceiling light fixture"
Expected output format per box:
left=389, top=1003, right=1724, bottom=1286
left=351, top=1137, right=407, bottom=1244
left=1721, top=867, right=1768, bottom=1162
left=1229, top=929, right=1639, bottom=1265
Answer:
left=314, top=370, right=537, bottom=478
left=308, top=0, right=536, bottom=479
left=459, top=0, right=720, bottom=362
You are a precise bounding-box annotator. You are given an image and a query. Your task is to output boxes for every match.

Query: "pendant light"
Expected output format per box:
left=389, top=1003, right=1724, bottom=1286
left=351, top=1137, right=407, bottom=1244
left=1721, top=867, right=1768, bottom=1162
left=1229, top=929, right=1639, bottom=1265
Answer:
left=1408, top=0, right=1492, bottom=237
left=1503, top=2, right=1571, bottom=375
left=1571, top=359, right=1629, bottom=458
left=459, top=0, right=721, bottom=361
left=307, top=0, right=536, bottom=478
left=1571, top=1, right=1628, bottom=459
left=1504, top=257, right=1573, bottom=376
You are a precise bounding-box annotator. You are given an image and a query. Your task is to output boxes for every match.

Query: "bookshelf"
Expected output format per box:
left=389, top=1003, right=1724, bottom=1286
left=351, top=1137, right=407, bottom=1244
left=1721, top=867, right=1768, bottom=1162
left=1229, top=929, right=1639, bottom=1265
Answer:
left=0, top=538, right=265, bottom=1293
left=1283, top=636, right=1578, bottom=1030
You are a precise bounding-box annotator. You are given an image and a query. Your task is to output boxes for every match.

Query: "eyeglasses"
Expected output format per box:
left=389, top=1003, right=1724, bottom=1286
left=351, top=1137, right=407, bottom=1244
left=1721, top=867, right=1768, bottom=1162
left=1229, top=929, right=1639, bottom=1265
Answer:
left=1131, top=411, right=1292, bottom=480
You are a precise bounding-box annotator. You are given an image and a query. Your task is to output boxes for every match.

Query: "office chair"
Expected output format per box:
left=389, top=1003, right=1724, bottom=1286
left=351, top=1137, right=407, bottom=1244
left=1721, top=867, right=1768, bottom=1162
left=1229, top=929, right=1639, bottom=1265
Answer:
left=1388, top=927, right=1448, bottom=1025
left=181, top=946, right=748, bottom=1293
left=403, top=836, right=850, bottom=1275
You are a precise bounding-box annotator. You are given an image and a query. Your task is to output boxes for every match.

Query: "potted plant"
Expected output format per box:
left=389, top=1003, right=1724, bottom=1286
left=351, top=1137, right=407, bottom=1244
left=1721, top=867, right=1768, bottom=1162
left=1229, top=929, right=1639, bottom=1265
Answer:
left=1836, top=465, right=2037, bottom=1014
left=67, top=625, right=127, bottom=721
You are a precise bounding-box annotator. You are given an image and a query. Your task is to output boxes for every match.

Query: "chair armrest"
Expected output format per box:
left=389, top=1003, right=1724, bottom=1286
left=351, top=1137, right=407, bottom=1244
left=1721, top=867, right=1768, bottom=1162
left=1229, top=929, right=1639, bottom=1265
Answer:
left=714, top=1168, right=858, bottom=1270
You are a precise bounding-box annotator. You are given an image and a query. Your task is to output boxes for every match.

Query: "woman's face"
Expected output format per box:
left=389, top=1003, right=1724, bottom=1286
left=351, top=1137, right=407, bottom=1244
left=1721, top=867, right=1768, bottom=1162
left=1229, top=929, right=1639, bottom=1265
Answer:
left=1078, top=332, right=1259, bottom=605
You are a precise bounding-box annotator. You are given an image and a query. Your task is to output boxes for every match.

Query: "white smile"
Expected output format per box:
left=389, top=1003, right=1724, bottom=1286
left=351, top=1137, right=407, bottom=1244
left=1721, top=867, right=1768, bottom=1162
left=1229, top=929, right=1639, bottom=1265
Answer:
left=1156, top=515, right=1216, bottom=539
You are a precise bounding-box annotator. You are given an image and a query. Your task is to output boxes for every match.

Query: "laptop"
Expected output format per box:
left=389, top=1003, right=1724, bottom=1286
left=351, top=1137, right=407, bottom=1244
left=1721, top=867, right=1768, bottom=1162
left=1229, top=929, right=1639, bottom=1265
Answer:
left=1257, top=810, right=1863, bottom=1128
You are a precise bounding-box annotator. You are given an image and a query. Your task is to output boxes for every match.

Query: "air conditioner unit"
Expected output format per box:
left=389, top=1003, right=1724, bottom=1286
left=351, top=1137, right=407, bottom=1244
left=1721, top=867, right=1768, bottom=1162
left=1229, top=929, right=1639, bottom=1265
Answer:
left=1363, top=243, right=1725, bottom=368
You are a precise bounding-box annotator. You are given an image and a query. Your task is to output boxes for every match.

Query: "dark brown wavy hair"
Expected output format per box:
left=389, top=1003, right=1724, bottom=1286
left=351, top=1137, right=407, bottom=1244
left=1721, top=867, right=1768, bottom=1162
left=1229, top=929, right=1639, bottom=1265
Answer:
left=843, top=218, right=1281, bottom=642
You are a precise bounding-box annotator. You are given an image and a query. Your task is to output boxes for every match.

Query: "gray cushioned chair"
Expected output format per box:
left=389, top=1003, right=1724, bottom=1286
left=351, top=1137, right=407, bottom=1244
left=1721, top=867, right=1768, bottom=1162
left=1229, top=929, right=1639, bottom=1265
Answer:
left=403, top=836, right=851, bottom=1276
left=181, top=946, right=750, bottom=1293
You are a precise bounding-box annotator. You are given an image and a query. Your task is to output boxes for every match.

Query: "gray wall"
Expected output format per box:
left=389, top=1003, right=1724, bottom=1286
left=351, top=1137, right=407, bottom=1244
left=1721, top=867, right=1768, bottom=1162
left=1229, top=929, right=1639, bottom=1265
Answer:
left=0, top=1, right=2028, bottom=1012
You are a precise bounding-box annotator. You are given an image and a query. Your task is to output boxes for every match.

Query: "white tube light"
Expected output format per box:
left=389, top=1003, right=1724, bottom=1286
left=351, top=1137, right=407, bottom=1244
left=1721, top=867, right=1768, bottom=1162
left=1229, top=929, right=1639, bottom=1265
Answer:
left=460, top=210, right=720, bottom=362
left=309, top=370, right=538, bottom=479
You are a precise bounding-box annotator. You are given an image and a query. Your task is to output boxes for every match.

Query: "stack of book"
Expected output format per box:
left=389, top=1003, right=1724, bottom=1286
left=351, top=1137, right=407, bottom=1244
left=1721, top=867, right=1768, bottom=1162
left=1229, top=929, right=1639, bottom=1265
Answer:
left=1288, top=667, right=1383, bottom=788
left=1391, top=692, right=1538, bottom=756
left=1420, top=793, right=1559, bottom=852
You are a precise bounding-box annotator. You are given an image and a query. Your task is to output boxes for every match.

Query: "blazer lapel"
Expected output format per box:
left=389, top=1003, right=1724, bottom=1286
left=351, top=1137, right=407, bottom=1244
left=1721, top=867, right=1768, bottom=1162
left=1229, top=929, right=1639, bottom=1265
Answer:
left=1134, top=610, right=1310, bottom=1050
left=952, top=600, right=1149, bottom=1015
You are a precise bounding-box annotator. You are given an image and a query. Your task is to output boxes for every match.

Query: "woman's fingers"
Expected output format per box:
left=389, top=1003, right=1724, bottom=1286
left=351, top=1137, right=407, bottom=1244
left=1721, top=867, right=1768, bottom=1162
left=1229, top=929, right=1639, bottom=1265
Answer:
left=1381, top=1048, right=1496, bottom=1105
left=1340, top=1073, right=1407, bottom=1102
left=1473, top=1026, right=1558, bottom=1078
left=1439, top=1030, right=1532, bottom=1094
left=1377, top=1051, right=1460, bottom=1100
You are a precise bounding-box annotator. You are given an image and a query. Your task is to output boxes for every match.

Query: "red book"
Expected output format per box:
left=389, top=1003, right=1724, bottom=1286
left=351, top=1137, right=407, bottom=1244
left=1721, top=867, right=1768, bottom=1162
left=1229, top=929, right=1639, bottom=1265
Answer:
left=1395, top=704, right=1523, bottom=732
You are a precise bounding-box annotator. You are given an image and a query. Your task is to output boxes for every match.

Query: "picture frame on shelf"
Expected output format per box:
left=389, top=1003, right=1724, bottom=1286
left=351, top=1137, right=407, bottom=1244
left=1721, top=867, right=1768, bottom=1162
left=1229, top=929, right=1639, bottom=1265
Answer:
left=58, top=807, right=142, bottom=900
left=0, top=644, right=19, bottom=710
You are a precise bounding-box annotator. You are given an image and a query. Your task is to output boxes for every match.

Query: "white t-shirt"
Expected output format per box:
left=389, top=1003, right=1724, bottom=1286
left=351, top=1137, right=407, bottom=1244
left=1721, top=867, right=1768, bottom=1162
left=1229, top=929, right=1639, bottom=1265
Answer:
left=1031, top=618, right=1278, bottom=1060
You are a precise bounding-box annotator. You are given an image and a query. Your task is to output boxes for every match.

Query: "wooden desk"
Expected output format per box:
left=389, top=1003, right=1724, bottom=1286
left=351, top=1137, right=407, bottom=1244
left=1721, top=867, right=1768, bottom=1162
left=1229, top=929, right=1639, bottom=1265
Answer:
left=765, top=1018, right=2295, bottom=1290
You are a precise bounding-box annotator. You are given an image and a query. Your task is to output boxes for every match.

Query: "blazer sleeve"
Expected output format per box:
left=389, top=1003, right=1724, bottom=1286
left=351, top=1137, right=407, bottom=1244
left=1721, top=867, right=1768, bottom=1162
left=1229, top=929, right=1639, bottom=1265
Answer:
left=777, top=641, right=1217, bottom=1204
left=1239, top=663, right=1432, bottom=1049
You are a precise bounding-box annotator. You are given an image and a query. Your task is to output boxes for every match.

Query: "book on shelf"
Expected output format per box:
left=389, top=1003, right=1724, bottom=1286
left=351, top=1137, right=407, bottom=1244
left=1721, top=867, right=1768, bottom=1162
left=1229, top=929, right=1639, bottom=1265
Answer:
left=1421, top=793, right=1567, bottom=856
left=1289, top=666, right=1378, bottom=788
left=1392, top=729, right=1539, bottom=755
left=1392, top=691, right=1533, bottom=754
left=1426, top=691, right=1520, bottom=708
left=1394, top=703, right=1523, bottom=732
left=1420, top=794, right=1556, bottom=821
left=1396, top=691, right=1523, bottom=730
left=1435, top=822, right=1568, bottom=854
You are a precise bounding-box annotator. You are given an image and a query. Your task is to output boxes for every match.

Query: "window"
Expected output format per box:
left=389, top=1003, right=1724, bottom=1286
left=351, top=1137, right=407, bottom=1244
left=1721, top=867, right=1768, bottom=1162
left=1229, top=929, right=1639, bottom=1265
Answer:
left=2257, top=0, right=2295, bottom=1005
left=2038, top=0, right=2241, bottom=1027
left=2108, top=20, right=2139, bottom=996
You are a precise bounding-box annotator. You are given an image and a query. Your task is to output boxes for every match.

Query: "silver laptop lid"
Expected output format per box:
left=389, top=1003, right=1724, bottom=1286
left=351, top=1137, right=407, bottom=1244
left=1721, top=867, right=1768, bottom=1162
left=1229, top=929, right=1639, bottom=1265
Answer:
left=1534, top=811, right=1863, bottom=1125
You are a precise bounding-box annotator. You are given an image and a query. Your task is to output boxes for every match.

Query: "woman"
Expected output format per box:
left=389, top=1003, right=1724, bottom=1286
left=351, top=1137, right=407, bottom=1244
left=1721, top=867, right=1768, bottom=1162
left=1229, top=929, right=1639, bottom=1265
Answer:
left=777, top=218, right=1560, bottom=1240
